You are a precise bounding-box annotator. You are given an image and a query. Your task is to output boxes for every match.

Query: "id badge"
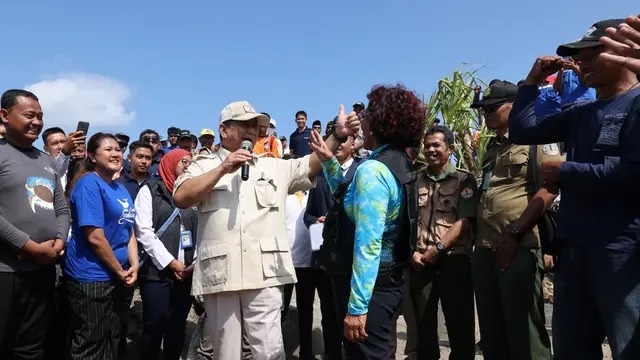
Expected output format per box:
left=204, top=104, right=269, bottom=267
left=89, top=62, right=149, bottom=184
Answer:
left=180, top=230, right=193, bottom=249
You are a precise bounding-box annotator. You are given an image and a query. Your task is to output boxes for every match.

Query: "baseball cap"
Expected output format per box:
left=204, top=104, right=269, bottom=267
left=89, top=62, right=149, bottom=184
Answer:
left=269, top=118, right=277, bottom=127
left=557, top=19, right=624, bottom=57
left=179, top=130, right=191, bottom=139
left=279, top=136, right=286, bottom=141
left=220, top=101, right=269, bottom=126
left=470, top=81, right=518, bottom=108
left=200, top=129, right=215, bottom=137
left=353, top=102, right=365, bottom=109
left=167, top=127, right=180, bottom=136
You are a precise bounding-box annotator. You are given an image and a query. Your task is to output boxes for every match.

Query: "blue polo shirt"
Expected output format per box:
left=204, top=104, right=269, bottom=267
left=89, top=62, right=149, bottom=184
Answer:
left=535, top=85, right=562, bottom=117
left=561, top=70, right=596, bottom=108
left=289, top=127, right=312, bottom=157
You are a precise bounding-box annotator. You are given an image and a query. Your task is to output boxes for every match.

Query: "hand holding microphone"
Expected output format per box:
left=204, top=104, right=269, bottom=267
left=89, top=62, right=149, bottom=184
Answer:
left=220, top=141, right=253, bottom=178
left=240, top=140, right=253, bottom=181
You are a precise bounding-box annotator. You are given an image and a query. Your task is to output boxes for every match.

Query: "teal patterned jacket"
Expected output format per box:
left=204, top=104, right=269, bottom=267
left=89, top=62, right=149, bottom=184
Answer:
left=320, top=144, right=403, bottom=315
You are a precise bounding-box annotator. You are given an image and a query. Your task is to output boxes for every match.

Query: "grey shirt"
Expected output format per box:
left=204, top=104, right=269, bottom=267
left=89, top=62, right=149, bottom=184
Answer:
left=0, top=139, right=70, bottom=272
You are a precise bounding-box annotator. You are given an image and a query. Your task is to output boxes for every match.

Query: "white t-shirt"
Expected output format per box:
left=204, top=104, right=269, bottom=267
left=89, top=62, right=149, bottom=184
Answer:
left=285, top=192, right=310, bottom=268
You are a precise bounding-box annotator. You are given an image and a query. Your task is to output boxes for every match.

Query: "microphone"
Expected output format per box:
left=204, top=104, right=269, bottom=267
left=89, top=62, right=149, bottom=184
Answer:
left=240, top=140, right=253, bottom=181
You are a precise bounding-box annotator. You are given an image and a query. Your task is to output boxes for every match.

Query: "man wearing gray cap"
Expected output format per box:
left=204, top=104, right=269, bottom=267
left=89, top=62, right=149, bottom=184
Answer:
left=173, top=101, right=360, bottom=359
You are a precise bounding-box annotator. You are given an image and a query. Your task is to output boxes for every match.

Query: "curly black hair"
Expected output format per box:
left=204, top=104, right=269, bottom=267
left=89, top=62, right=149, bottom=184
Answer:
left=366, top=84, right=426, bottom=148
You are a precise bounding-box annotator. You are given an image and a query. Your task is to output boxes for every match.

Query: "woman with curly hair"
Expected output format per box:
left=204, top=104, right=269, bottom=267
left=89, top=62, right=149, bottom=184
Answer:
left=310, top=84, right=425, bottom=359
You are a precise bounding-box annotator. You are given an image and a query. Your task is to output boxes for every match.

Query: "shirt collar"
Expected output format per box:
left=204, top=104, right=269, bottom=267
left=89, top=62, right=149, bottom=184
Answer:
left=424, top=162, right=457, bottom=182
left=340, top=158, right=354, bottom=171
left=369, top=144, right=391, bottom=159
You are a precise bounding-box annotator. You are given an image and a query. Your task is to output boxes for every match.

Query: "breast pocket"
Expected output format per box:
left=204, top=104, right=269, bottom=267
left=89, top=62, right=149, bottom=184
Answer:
left=199, top=243, right=228, bottom=286
left=201, top=179, right=232, bottom=213
left=418, top=188, right=429, bottom=207
left=259, top=237, right=294, bottom=278
left=498, top=152, right=528, bottom=179
left=435, top=186, right=457, bottom=213
left=255, top=179, right=278, bottom=208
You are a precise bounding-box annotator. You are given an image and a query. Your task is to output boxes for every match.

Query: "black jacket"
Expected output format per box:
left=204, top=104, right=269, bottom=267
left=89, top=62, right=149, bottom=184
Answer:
left=138, top=180, right=198, bottom=281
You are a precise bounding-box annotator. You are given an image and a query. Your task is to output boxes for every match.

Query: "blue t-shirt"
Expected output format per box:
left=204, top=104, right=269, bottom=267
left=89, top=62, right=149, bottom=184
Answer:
left=64, top=172, right=136, bottom=282
left=289, top=127, right=312, bottom=157
left=561, top=70, right=596, bottom=107
left=535, top=85, right=562, bottom=117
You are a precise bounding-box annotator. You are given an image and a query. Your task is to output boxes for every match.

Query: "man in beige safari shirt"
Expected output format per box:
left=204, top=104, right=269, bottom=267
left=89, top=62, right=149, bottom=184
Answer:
left=173, top=101, right=359, bottom=360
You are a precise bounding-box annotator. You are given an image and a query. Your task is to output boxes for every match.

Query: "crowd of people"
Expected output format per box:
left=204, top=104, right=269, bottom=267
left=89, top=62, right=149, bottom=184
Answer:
left=1, top=12, right=640, bottom=360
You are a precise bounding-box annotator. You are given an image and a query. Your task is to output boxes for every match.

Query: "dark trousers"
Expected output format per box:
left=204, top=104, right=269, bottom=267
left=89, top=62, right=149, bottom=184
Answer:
left=119, top=287, right=134, bottom=358
left=139, top=278, right=193, bottom=360
left=283, top=283, right=295, bottom=321
left=409, top=254, right=475, bottom=360
left=295, top=267, right=342, bottom=360
left=553, top=245, right=640, bottom=360
left=0, top=268, right=56, bottom=360
left=44, top=265, right=70, bottom=360
left=472, top=246, right=551, bottom=360
left=65, top=279, right=130, bottom=360
left=332, top=266, right=404, bottom=360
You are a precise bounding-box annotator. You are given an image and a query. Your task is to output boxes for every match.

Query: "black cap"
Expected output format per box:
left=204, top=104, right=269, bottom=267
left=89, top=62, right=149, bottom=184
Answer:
left=557, top=19, right=625, bottom=57
left=312, top=120, right=322, bottom=127
left=189, top=134, right=198, bottom=142
left=353, top=102, right=365, bottom=109
left=470, top=81, right=518, bottom=108
left=279, top=136, right=286, bottom=141
left=179, top=130, right=191, bottom=139
left=168, top=127, right=180, bottom=136
left=114, top=133, right=130, bottom=144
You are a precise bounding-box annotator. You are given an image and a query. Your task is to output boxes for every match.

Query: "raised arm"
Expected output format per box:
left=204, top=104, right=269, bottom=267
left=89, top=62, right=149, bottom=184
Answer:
left=558, top=98, right=640, bottom=193
left=308, top=105, right=361, bottom=180
left=509, top=85, right=572, bottom=145
left=173, top=151, right=252, bottom=208
left=509, top=56, right=573, bottom=145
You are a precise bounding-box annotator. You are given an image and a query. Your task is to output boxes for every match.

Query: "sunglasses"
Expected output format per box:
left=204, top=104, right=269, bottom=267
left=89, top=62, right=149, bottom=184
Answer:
left=482, top=101, right=510, bottom=114
left=142, top=136, right=160, bottom=144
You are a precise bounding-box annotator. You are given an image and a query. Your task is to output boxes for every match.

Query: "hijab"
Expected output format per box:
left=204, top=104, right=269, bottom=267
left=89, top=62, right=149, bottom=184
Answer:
left=159, top=149, right=190, bottom=195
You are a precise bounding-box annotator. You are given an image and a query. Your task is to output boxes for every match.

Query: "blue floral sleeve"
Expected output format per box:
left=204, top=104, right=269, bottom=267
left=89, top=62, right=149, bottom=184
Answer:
left=347, top=161, right=396, bottom=315
left=320, top=157, right=346, bottom=193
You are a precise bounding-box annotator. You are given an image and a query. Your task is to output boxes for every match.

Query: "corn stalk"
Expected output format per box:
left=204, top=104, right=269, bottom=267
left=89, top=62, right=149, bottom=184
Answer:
left=418, top=65, right=494, bottom=179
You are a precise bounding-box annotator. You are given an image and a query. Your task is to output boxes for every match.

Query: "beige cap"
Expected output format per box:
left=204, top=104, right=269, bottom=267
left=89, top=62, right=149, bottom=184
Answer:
left=220, top=101, right=269, bottom=126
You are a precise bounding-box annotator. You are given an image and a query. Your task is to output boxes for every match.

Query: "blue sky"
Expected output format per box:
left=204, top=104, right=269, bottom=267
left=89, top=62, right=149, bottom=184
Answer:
left=1, top=1, right=638, bottom=149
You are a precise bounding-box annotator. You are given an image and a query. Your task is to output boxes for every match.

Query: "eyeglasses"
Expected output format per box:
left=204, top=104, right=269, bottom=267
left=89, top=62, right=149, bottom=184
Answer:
left=312, top=126, right=322, bottom=130
left=180, top=158, right=191, bottom=167
left=142, top=136, right=160, bottom=144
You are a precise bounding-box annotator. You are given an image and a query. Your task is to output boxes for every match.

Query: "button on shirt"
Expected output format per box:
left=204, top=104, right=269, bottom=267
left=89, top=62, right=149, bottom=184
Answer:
left=173, top=147, right=315, bottom=296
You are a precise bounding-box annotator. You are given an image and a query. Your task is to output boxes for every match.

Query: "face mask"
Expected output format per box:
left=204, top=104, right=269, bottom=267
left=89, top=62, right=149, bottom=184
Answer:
left=266, top=128, right=275, bottom=136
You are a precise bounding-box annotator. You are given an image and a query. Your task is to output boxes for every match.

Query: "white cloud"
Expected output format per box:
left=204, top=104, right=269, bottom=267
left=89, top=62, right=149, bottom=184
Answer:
left=25, top=72, right=136, bottom=129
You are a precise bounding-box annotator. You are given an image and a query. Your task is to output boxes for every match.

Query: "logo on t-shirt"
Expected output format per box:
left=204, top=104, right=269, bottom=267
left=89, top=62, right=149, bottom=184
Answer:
left=25, top=176, right=55, bottom=213
left=116, top=198, right=136, bottom=224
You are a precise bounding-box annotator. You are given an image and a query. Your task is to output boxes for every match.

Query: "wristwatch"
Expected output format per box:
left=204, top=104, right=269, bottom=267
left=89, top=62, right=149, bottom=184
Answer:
left=434, top=241, right=446, bottom=253
left=506, top=222, right=522, bottom=237
left=332, top=127, right=348, bottom=143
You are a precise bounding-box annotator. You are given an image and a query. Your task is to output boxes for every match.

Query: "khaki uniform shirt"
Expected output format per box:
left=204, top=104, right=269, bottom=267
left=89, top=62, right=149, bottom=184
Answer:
left=417, top=163, right=479, bottom=255
left=476, top=135, right=564, bottom=249
left=174, top=148, right=315, bottom=296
